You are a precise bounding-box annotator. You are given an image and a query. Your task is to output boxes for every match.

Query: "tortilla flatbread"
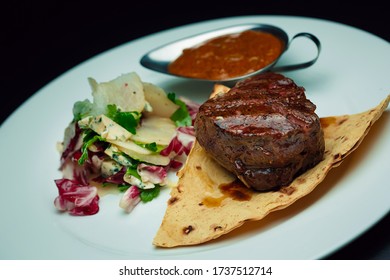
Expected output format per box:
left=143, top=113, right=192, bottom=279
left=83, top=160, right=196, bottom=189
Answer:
left=153, top=85, right=389, bottom=248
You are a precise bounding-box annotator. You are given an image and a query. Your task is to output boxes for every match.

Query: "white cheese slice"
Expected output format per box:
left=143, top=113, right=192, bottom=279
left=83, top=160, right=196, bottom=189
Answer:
left=78, top=114, right=132, bottom=142
left=105, top=145, right=134, bottom=166
left=101, top=159, right=122, bottom=177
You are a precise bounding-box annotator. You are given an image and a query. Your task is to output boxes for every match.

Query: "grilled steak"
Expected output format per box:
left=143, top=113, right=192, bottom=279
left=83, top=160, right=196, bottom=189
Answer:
left=194, top=72, right=325, bottom=191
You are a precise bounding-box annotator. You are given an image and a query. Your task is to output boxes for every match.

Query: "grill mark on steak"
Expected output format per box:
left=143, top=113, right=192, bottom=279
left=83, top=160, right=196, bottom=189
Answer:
left=194, top=72, right=325, bottom=191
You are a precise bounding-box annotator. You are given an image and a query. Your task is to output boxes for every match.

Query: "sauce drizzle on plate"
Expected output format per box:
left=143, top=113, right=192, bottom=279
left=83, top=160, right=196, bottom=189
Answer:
left=201, top=179, right=253, bottom=208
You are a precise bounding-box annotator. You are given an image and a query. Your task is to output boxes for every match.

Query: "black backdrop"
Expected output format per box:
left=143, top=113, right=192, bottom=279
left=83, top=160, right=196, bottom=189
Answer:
left=2, top=1, right=389, bottom=124
left=2, top=0, right=389, bottom=259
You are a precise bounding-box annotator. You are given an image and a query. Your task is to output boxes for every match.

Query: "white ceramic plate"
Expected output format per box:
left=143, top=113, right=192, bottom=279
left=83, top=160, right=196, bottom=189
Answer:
left=1, top=16, right=389, bottom=260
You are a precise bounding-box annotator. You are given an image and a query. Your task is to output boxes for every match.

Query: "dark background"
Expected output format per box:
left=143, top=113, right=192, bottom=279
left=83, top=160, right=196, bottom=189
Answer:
left=2, top=0, right=389, bottom=259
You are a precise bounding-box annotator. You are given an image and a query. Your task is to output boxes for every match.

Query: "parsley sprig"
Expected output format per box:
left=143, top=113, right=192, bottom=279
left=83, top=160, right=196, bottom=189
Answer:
left=105, top=104, right=141, bottom=134
left=167, top=92, right=192, bottom=127
left=78, top=130, right=106, bottom=165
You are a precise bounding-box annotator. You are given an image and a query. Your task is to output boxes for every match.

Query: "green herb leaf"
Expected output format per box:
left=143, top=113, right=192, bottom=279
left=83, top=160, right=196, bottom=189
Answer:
left=167, top=92, right=192, bottom=127
left=125, top=165, right=141, bottom=180
left=139, top=186, right=160, bottom=202
left=117, top=185, right=130, bottom=192
left=78, top=130, right=106, bottom=165
left=142, top=142, right=158, bottom=152
left=105, top=104, right=141, bottom=134
left=134, top=141, right=165, bottom=153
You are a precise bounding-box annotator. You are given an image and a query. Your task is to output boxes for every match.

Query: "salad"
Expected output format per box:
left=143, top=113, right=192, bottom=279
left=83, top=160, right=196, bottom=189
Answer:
left=54, top=72, right=199, bottom=215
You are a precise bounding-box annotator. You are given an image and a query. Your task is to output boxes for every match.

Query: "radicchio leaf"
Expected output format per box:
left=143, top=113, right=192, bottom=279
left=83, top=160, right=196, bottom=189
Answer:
left=137, top=163, right=168, bottom=185
left=119, top=186, right=141, bottom=213
left=54, top=178, right=99, bottom=216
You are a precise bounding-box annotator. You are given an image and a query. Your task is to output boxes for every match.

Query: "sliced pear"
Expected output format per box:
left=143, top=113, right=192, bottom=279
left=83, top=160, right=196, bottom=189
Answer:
left=89, top=72, right=145, bottom=114
left=143, top=82, right=179, bottom=118
left=110, top=140, right=170, bottom=166
left=132, top=116, right=176, bottom=145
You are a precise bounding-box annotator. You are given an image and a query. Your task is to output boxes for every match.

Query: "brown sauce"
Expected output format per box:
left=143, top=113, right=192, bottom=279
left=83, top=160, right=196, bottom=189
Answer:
left=320, top=117, right=337, bottom=128
left=201, top=179, right=252, bottom=207
left=168, top=30, right=284, bottom=80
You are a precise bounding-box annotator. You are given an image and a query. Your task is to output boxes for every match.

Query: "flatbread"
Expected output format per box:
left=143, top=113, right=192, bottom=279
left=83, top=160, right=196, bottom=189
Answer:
left=153, top=85, right=389, bottom=247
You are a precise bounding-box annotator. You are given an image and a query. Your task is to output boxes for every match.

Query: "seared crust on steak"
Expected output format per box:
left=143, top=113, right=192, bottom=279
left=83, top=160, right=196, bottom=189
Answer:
left=194, top=72, right=325, bottom=191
